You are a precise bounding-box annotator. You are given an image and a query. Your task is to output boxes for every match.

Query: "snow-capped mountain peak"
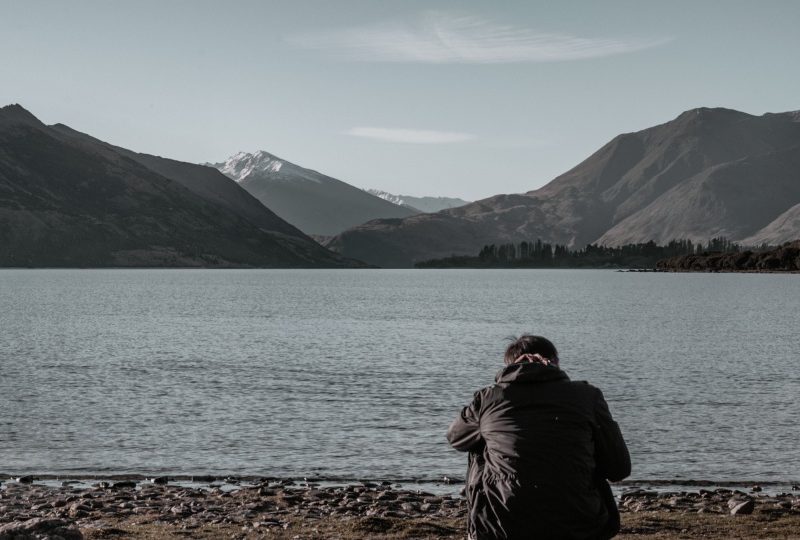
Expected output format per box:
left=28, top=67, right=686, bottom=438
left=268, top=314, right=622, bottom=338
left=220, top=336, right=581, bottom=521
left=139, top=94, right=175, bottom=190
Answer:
left=215, top=150, right=284, bottom=183
left=367, top=189, right=408, bottom=207
left=204, top=151, right=417, bottom=235
left=365, top=189, right=470, bottom=213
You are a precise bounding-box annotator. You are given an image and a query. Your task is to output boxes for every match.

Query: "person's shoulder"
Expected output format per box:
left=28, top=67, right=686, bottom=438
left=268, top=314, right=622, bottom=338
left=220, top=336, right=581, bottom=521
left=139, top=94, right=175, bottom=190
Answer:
left=478, top=383, right=501, bottom=395
left=473, top=384, right=502, bottom=402
left=567, top=379, right=605, bottom=398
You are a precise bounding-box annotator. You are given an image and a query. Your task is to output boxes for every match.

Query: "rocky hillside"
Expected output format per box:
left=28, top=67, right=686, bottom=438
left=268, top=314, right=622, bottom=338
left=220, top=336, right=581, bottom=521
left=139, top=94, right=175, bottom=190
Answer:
left=740, top=203, right=800, bottom=246
left=209, top=151, right=417, bottom=236
left=326, top=108, right=800, bottom=267
left=0, top=105, right=362, bottom=267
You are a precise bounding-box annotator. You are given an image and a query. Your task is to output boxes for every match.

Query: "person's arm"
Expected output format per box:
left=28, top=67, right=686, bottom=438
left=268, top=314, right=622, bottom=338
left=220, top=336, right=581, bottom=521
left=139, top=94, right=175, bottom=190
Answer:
left=593, top=388, right=631, bottom=482
left=447, top=390, right=484, bottom=452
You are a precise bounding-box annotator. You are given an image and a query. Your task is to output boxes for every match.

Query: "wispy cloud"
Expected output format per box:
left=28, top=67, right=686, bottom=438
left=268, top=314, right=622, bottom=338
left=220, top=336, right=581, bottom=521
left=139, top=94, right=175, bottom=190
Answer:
left=345, top=127, right=476, bottom=144
left=289, top=12, right=671, bottom=64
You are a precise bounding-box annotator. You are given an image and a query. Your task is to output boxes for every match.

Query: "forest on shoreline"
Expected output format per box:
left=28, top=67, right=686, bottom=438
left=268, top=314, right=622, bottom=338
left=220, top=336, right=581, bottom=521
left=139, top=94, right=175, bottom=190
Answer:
left=415, top=238, right=800, bottom=272
left=657, top=240, right=800, bottom=272
left=415, top=238, right=742, bottom=269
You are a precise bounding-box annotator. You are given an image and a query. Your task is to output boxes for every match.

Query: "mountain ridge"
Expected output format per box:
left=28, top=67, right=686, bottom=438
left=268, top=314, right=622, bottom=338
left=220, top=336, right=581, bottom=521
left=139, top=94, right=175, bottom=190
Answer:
left=0, top=105, right=363, bottom=268
left=325, top=107, right=800, bottom=267
left=51, top=125, right=305, bottom=238
left=209, top=151, right=417, bottom=236
left=365, top=189, right=470, bottom=213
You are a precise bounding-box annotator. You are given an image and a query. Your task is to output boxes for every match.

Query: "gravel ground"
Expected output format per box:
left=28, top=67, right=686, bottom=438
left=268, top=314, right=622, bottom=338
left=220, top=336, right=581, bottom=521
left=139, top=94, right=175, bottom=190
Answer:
left=1, top=478, right=798, bottom=539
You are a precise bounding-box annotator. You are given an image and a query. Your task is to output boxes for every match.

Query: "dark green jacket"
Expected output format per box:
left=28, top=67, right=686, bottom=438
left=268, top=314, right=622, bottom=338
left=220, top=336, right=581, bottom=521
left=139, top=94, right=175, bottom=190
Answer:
left=447, top=362, right=630, bottom=540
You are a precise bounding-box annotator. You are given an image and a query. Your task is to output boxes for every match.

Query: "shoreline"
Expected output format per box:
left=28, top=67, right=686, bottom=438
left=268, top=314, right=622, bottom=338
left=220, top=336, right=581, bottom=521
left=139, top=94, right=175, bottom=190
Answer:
left=3, top=474, right=800, bottom=500
left=1, top=477, right=799, bottom=539
left=3, top=473, right=799, bottom=489
left=5, top=472, right=799, bottom=483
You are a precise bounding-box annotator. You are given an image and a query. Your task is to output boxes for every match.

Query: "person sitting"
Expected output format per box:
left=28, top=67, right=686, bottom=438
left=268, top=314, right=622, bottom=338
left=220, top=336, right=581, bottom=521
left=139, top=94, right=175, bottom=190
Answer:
left=447, top=334, right=631, bottom=540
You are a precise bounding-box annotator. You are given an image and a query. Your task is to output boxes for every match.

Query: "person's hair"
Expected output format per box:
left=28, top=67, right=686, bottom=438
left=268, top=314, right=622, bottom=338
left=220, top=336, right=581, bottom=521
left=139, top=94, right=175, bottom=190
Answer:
left=504, top=334, right=559, bottom=365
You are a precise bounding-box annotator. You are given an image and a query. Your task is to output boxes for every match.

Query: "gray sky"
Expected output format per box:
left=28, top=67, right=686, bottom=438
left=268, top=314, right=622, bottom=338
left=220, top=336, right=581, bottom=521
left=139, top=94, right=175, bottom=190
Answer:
left=2, top=0, right=798, bottom=200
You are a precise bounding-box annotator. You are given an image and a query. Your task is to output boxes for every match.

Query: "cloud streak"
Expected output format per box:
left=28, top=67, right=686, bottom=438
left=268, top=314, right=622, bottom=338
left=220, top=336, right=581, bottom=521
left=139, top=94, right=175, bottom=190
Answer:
left=289, top=12, right=671, bottom=64
left=345, top=127, right=476, bottom=144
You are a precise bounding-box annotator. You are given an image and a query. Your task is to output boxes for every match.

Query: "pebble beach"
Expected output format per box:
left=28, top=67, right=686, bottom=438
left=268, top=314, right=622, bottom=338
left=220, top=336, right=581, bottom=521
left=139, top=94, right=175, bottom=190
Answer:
left=1, top=476, right=799, bottom=539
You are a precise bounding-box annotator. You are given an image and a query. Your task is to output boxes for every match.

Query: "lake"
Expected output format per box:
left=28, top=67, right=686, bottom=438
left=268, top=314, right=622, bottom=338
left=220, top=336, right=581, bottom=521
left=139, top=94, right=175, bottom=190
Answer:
left=1, top=269, right=798, bottom=484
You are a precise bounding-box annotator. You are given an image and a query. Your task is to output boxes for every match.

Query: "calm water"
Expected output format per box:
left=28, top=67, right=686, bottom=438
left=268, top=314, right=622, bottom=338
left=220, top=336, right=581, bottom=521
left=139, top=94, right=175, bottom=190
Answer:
left=1, top=269, right=798, bottom=482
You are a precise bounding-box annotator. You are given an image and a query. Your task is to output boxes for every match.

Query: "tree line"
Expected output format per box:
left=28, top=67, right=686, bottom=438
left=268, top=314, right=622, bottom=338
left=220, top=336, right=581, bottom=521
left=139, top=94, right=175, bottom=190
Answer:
left=415, top=237, right=744, bottom=269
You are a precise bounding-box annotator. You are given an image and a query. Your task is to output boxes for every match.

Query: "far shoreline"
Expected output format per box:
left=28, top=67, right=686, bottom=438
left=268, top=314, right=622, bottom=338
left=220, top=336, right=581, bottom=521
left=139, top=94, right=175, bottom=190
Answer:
left=1, top=265, right=799, bottom=272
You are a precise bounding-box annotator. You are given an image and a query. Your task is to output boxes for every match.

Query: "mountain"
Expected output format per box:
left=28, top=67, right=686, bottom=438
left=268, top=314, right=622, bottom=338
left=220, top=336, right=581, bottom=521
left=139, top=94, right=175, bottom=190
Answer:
left=208, top=151, right=417, bottom=236
left=366, top=189, right=470, bottom=213
left=364, top=189, right=420, bottom=211
left=740, top=203, right=800, bottom=246
left=0, top=104, right=362, bottom=267
left=325, top=107, right=800, bottom=267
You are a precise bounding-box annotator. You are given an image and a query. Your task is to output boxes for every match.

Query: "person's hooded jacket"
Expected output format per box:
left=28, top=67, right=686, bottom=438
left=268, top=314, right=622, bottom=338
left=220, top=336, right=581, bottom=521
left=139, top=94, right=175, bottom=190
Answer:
left=447, top=361, right=630, bottom=540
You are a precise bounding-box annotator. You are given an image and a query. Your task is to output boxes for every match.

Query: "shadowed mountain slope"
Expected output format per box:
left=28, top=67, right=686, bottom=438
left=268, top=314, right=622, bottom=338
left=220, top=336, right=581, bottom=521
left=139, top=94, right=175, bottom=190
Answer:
left=326, top=108, right=800, bottom=267
left=48, top=124, right=304, bottom=238
left=0, top=105, right=362, bottom=267
left=209, top=151, right=417, bottom=236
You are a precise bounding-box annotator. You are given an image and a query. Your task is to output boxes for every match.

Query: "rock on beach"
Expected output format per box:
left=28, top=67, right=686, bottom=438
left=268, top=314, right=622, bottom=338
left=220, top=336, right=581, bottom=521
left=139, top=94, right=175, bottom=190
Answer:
left=0, top=517, right=83, bottom=539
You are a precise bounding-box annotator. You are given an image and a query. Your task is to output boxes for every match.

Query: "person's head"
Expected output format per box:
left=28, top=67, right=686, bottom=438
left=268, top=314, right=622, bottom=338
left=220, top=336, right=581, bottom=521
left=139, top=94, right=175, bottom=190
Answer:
left=504, top=334, right=559, bottom=366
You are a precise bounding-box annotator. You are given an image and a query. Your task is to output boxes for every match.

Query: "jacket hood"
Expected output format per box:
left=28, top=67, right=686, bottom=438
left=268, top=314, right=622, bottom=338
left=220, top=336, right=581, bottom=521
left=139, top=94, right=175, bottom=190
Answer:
left=495, top=362, right=569, bottom=385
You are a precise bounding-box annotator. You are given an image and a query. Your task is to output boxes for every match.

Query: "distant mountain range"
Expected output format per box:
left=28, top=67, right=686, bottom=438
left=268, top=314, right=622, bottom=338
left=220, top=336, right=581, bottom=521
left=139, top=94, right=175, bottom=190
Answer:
left=4, top=104, right=798, bottom=269
left=325, top=107, right=800, bottom=267
left=208, top=151, right=417, bottom=236
left=0, top=105, right=361, bottom=267
left=365, top=189, right=470, bottom=213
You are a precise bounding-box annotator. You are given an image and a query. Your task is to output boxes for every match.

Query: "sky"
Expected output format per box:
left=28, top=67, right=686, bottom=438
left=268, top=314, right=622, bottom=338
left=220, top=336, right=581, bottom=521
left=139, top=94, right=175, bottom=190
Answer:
left=1, top=0, right=799, bottom=201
